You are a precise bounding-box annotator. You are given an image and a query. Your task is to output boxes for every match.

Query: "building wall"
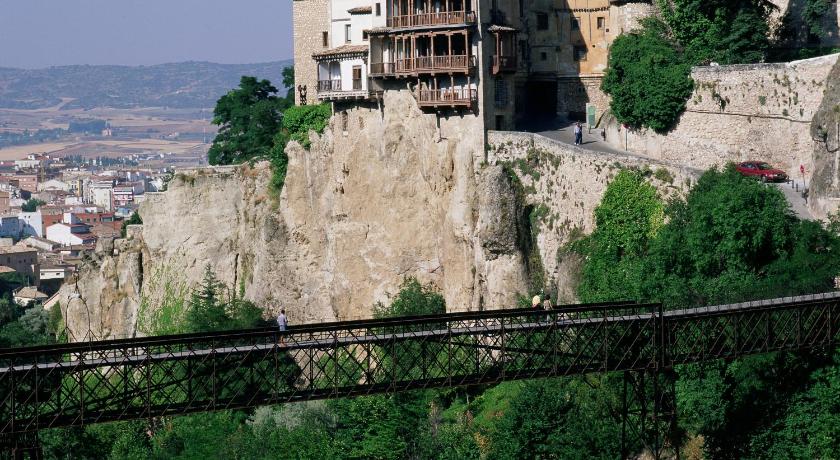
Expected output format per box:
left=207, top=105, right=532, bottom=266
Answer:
left=0, top=250, right=38, bottom=282
left=293, top=0, right=331, bottom=105
left=18, top=211, right=43, bottom=237
left=603, top=53, right=839, bottom=176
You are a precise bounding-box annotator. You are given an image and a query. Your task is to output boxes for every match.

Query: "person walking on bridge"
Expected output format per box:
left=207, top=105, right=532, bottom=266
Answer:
left=277, top=309, right=288, bottom=347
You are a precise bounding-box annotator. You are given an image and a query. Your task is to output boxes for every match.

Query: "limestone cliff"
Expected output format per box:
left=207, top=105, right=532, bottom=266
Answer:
left=57, top=92, right=529, bottom=340
left=810, top=55, right=840, bottom=218
left=58, top=91, right=705, bottom=342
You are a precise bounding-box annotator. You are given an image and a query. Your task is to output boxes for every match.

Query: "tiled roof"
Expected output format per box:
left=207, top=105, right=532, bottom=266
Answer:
left=0, top=246, right=36, bottom=255
left=15, top=286, right=48, bottom=300
left=313, top=44, right=369, bottom=60
left=0, top=266, right=16, bottom=274
left=348, top=6, right=372, bottom=14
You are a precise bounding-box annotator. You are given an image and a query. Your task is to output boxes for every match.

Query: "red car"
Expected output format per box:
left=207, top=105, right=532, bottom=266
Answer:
left=735, top=161, right=788, bottom=183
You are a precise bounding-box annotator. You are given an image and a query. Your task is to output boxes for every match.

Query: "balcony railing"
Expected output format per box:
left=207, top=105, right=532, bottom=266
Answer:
left=417, top=88, right=477, bottom=107
left=388, top=55, right=476, bottom=76
left=317, top=80, right=341, bottom=92
left=370, top=62, right=396, bottom=76
left=492, top=55, right=516, bottom=75
left=387, top=11, right=476, bottom=29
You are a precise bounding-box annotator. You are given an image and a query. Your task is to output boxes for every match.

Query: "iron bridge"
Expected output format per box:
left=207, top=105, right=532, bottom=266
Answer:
left=1, top=292, right=839, bottom=457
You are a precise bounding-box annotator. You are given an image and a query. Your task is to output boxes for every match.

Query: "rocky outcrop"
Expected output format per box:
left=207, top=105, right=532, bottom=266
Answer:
left=57, top=91, right=530, bottom=340
left=809, top=55, right=840, bottom=218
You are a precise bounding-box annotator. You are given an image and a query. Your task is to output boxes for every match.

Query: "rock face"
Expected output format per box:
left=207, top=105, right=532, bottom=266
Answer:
left=58, top=91, right=708, bottom=342
left=57, top=92, right=530, bottom=340
left=809, top=55, right=840, bottom=218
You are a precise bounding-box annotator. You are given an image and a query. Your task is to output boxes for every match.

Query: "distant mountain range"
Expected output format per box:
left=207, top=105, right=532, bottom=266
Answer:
left=0, top=60, right=293, bottom=110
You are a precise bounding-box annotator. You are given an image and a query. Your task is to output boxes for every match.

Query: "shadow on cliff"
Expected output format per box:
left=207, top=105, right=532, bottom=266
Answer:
left=808, top=53, right=840, bottom=217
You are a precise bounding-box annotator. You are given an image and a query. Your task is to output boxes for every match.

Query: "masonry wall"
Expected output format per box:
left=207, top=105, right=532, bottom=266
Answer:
left=293, top=0, right=330, bottom=106
left=604, top=53, right=839, bottom=177
left=486, top=131, right=699, bottom=301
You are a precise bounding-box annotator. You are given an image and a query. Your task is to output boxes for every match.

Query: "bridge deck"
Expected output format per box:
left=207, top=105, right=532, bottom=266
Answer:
left=0, top=292, right=838, bottom=436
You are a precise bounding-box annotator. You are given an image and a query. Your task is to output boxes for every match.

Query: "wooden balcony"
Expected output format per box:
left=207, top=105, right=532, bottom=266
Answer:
left=383, top=55, right=476, bottom=77
left=370, top=62, right=396, bottom=77
left=387, top=10, right=476, bottom=29
left=492, top=55, right=516, bottom=75
left=317, top=80, right=370, bottom=101
left=317, top=80, right=341, bottom=92
left=417, top=88, right=477, bottom=108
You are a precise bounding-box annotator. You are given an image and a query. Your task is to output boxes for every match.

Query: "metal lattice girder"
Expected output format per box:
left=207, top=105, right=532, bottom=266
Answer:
left=0, top=293, right=838, bottom=437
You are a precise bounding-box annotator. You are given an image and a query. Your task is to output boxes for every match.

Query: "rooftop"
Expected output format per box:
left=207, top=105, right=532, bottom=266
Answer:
left=15, top=286, right=48, bottom=300
left=313, top=44, right=369, bottom=60
left=0, top=246, right=36, bottom=255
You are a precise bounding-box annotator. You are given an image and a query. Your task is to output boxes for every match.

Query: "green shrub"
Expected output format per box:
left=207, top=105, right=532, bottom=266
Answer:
left=602, top=18, right=694, bottom=133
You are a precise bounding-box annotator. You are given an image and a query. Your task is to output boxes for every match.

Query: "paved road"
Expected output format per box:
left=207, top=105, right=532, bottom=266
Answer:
left=529, top=122, right=815, bottom=220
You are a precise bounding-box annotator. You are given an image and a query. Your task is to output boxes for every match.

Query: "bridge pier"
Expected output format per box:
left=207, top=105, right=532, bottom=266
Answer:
left=620, top=369, right=681, bottom=460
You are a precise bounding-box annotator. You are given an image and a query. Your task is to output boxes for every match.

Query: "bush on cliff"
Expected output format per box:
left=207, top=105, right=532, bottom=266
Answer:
left=602, top=18, right=694, bottom=133
left=268, top=103, right=331, bottom=194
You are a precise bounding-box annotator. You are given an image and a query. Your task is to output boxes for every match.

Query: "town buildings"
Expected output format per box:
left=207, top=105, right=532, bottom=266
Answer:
left=293, top=0, right=653, bottom=129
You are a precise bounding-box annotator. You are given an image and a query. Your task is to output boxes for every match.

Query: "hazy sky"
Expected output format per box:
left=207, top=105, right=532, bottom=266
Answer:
left=0, top=0, right=293, bottom=69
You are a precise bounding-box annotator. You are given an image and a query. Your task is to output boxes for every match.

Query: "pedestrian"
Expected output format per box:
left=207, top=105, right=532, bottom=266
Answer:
left=531, top=295, right=541, bottom=310
left=574, top=122, right=583, bottom=145
left=277, top=309, right=288, bottom=346
left=542, top=293, right=553, bottom=322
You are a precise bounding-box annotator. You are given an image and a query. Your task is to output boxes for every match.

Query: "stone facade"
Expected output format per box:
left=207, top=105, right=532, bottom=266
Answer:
left=293, top=0, right=330, bottom=105
left=604, top=53, right=839, bottom=179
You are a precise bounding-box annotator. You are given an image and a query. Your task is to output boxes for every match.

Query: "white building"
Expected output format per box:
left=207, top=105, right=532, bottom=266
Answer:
left=89, top=185, right=113, bottom=212
left=45, top=223, right=96, bottom=247
left=39, top=265, right=71, bottom=282
left=18, top=211, right=43, bottom=237
left=40, top=179, right=71, bottom=192
left=314, top=1, right=374, bottom=102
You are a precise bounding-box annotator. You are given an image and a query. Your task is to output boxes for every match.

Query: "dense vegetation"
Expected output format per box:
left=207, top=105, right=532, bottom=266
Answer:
left=21, top=198, right=46, bottom=212
left=574, top=166, right=840, bottom=457
left=208, top=70, right=331, bottom=194
left=0, top=61, right=291, bottom=109
left=604, top=0, right=791, bottom=132
left=0, top=272, right=57, bottom=348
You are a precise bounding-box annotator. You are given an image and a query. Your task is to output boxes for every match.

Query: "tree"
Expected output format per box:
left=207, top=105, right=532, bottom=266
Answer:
left=574, top=170, right=665, bottom=303
left=21, top=198, right=46, bottom=212
left=185, top=265, right=229, bottom=332
left=281, top=66, right=295, bottom=107
left=601, top=19, right=694, bottom=133
left=656, top=0, right=775, bottom=64
left=208, top=76, right=284, bottom=165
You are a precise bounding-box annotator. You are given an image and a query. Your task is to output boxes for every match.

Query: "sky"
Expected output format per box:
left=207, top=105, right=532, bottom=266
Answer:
left=0, top=0, right=293, bottom=69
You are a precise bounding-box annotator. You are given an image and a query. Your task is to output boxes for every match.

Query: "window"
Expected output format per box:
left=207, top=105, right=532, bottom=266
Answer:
left=537, top=13, right=549, bottom=30
left=574, top=46, right=587, bottom=61
left=597, top=17, right=605, bottom=30
left=345, top=25, right=352, bottom=43
left=363, top=30, right=369, bottom=41
left=494, top=80, right=509, bottom=108
left=322, top=31, right=329, bottom=47
left=571, top=17, right=580, bottom=30
left=540, top=51, right=548, bottom=61
left=376, top=3, right=381, bottom=16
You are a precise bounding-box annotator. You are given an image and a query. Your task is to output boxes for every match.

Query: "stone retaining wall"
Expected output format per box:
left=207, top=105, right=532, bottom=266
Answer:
left=603, top=54, right=839, bottom=179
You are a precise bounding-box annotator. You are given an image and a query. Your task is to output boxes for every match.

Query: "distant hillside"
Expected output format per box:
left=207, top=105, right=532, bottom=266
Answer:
left=0, top=61, right=292, bottom=110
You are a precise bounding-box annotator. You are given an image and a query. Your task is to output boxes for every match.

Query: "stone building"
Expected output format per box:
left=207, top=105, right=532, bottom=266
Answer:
left=292, top=0, right=652, bottom=129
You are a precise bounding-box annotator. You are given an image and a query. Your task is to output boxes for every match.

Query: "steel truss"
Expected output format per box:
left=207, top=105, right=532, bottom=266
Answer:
left=0, top=292, right=838, bottom=457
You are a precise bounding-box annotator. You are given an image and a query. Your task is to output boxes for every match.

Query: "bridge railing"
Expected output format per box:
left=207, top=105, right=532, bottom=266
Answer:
left=0, top=301, right=658, bottom=435
left=2, top=292, right=838, bottom=436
